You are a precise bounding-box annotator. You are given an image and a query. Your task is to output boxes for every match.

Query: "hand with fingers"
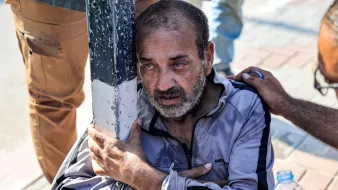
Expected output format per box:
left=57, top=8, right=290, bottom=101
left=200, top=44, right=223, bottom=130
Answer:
left=179, top=164, right=228, bottom=187
left=88, top=119, right=154, bottom=189
left=228, top=66, right=291, bottom=115
left=88, top=118, right=228, bottom=189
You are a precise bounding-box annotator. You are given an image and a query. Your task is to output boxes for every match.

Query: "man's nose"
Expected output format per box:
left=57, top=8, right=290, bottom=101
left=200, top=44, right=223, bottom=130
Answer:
left=156, top=71, right=176, bottom=92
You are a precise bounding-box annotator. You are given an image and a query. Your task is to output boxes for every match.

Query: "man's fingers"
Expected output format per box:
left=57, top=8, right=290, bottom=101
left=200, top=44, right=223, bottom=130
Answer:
left=88, top=137, right=103, bottom=157
left=231, top=66, right=270, bottom=81
left=241, top=72, right=264, bottom=89
left=198, top=180, right=229, bottom=187
left=92, top=159, right=106, bottom=176
left=231, top=66, right=253, bottom=81
left=179, top=163, right=212, bottom=178
left=88, top=125, right=107, bottom=148
left=90, top=150, right=104, bottom=163
left=128, top=118, right=142, bottom=144
left=226, top=75, right=235, bottom=80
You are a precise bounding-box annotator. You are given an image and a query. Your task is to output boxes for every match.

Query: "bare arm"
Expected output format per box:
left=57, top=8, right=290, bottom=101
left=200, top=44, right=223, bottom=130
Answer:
left=230, top=66, right=338, bottom=149
left=281, top=95, right=338, bottom=149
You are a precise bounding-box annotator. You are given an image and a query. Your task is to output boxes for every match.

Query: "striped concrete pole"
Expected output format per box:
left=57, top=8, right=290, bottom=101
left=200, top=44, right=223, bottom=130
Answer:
left=86, top=0, right=137, bottom=140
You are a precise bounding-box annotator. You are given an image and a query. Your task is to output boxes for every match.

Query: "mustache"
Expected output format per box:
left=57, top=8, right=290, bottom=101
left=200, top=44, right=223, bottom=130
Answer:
left=153, top=86, right=186, bottom=99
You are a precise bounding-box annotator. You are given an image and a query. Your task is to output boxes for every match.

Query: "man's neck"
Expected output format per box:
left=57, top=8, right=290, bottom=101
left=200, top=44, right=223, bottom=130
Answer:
left=161, top=81, right=223, bottom=146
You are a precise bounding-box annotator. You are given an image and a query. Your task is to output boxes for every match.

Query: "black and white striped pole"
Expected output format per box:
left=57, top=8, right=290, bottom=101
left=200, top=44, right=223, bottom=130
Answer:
left=86, top=0, right=137, bottom=140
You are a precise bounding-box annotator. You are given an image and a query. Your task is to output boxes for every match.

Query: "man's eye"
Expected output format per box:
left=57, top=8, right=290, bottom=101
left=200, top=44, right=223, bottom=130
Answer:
left=143, top=63, right=154, bottom=70
left=173, top=62, right=186, bottom=69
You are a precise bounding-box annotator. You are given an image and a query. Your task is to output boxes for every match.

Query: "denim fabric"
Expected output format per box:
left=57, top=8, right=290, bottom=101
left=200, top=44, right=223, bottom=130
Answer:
left=35, top=0, right=86, bottom=12
left=203, top=0, right=244, bottom=70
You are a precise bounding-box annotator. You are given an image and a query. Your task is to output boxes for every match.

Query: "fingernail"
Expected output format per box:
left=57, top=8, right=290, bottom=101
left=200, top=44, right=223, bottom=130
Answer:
left=137, top=118, right=143, bottom=126
left=242, top=73, right=250, bottom=80
left=204, top=163, right=212, bottom=169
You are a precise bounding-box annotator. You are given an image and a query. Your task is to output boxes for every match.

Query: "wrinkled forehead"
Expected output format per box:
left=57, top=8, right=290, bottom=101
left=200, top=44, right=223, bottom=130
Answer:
left=137, top=27, right=198, bottom=57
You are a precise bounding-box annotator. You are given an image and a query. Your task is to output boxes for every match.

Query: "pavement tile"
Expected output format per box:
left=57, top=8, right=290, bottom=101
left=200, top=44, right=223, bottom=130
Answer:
left=273, top=159, right=306, bottom=182
left=262, top=46, right=297, bottom=56
left=260, top=53, right=290, bottom=69
left=271, top=117, right=307, bottom=159
left=232, top=54, right=264, bottom=71
left=22, top=176, right=50, bottom=190
left=0, top=139, right=42, bottom=190
left=328, top=177, right=338, bottom=190
left=270, top=65, right=300, bottom=81
left=293, top=83, right=318, bottom=101
left=273, top=139, right=299, bottom=160
left=236, top=47, right=271, bottom=58
left=296, top=136, right=330, bottom=158
left=288, top=150, right=338, bottom=176
left=311, top=90, right=338, bottom=108
left=264, top=35, right=294, bottom=47
left=285, top=52, right=314, bottom=68
left=299, top=171, right=333, bottom=190
left=281, top=65, right=316, bottom=94
left=285, top=45, right=318, bottom=56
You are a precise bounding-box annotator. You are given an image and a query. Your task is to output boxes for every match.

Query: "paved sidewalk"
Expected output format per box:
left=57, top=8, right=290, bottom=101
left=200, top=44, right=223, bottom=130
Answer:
left=1, top=0, right=338, bottom=189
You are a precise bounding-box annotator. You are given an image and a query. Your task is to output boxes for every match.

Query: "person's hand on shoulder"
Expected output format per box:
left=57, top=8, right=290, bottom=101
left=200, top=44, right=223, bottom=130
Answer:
left=228, top=66, right=291, bottom=115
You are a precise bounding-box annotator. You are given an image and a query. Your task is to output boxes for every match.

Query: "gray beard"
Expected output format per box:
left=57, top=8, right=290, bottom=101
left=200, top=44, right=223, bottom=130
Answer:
left=144, top=69, right=207, bottom=118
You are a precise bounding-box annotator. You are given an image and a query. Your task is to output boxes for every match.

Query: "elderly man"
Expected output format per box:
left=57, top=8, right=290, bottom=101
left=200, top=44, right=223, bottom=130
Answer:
left=52, top=1, right=274, bottom=189
left=230, top=1, right=338, bottom=149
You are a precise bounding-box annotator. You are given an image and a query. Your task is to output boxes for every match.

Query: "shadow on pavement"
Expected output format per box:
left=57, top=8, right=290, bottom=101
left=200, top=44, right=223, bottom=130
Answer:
left=244, top=16, right=318, bottom=36
left=271, top=116, right=338, bottom=161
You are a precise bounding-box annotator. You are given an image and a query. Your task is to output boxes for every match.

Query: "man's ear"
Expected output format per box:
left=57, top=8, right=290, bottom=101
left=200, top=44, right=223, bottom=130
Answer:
left=204, top=41, right=214, bottom=76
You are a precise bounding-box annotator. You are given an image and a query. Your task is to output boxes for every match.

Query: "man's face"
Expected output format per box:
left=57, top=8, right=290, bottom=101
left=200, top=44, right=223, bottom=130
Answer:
left=137, top=25, right=212, bottom=118
left=318, top=24, right=338, bottom=98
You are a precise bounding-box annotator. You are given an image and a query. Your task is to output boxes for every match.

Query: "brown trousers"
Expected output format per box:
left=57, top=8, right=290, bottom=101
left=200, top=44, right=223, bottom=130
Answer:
left=6, top=0, right=88, bottom=183
left=6, top=0, right=158, bottom=183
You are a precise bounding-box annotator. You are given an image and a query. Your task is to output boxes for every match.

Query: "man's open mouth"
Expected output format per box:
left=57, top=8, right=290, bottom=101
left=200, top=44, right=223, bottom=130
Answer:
left=157, top=95, right=181, bottom=105
left=160, top=95, right=179, bottom=99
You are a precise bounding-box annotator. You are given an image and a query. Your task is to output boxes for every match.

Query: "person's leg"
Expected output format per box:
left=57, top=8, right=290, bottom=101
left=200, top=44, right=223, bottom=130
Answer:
left=8, top=0, right=88, bottom=182
left=203, top=0, right=244, bottom=75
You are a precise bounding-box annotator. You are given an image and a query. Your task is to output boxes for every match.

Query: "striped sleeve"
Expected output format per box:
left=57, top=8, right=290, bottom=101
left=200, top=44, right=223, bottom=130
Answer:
left=51, top=131, right=133, bottom=190
left=224, top=94, right=275, bottom=189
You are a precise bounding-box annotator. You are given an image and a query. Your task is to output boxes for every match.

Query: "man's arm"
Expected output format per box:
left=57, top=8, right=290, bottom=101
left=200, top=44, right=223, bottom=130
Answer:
left=230, top=66, right=338, bottom=149
left=52, top=120, right=224, bottom=190
left=51, top=131, right=134, bottom=190
left=224, top=92, right=274, bottom=189
left=280, top=95, right=338, bottom=149
left=160, top=92, right=275, bottom=190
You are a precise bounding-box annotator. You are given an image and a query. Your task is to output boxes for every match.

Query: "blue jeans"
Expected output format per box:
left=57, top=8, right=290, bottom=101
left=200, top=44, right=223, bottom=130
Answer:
left=203, top=0, right=244, bottom=71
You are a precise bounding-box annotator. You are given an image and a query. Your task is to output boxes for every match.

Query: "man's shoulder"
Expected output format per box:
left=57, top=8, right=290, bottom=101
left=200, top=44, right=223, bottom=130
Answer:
left=228, top=80, right=258, bottom=96
left=224, top=80, right=267, bottom=120
left=226, top=80, right=261, bottom=106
